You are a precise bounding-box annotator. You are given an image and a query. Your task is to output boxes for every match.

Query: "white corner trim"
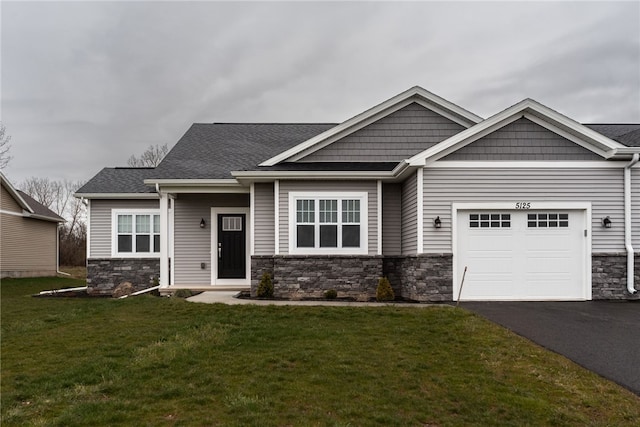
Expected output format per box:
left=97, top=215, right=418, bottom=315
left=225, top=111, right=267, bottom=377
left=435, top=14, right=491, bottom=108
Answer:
left=274, top=180, right=280, bottom=255
left=86, top=199, right=91, bottom=259
left=377, top=180, right=382, bottom=255
left=417, top=168, right=424, bottom=254
left=250, top=183, right=255, bottom=256
left=159, top=194, right=170, bottom=287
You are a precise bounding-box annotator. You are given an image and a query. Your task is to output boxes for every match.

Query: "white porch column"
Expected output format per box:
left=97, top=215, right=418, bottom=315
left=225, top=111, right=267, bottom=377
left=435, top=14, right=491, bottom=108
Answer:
left=159, top=192, right=170, bottom=287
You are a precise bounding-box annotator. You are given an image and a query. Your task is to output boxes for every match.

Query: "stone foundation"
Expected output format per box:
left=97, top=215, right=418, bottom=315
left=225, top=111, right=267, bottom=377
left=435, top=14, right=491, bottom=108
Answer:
left=251, top=255, right=383, bottom=301
left=87, top=258, right=160, bottom=296
left=251, top=254, right=453, bottom=302
left=394, top=254, right=453, bottom=302
left=592, top=253, right=640, bottom=300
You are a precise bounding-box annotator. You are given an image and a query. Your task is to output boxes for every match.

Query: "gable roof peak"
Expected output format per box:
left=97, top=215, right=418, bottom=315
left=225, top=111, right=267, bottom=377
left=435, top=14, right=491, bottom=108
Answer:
left=260, top=86, right=482, bottom=166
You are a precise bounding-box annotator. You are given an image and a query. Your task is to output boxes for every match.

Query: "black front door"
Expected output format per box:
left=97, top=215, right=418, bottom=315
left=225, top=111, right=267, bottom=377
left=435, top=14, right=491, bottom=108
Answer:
left=217, top=214, right=246, bottom=279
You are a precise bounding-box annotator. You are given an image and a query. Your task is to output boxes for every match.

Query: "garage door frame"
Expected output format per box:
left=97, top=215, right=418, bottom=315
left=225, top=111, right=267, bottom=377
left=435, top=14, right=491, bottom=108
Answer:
left=451, top=202, right=592, bottom=301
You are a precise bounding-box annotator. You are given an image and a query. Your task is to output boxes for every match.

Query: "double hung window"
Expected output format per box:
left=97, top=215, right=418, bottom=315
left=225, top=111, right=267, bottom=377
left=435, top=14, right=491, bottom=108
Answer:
left=291, top=192, right=367, bottom=254
left=113, top=210, right=160, bottom=256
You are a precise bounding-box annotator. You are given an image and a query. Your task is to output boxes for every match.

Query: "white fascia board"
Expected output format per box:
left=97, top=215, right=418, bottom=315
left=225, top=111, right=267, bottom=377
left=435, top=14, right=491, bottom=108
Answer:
left=408, top=98, right=624, bottom=166
left=25, top=212, right=65, bottom=223
left=0, top=171, right=34, bottom=213
left=145, top=179, right=249, bottom=194
left=232, top=170, right=396, bottom=181
left=74, top=193, right=160, bottom=199
left=429, top=161, right=630, bottom=169
left=260, top=86, right=482, bottom=167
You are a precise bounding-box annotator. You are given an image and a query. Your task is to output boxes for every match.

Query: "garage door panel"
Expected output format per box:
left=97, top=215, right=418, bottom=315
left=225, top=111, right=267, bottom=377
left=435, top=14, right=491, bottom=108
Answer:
left=456, top=209, right=587, bottom=301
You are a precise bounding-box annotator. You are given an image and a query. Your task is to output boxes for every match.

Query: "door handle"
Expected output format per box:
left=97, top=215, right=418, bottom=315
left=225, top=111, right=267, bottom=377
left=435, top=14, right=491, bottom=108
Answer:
left=218, top=243, right=222, bottom=258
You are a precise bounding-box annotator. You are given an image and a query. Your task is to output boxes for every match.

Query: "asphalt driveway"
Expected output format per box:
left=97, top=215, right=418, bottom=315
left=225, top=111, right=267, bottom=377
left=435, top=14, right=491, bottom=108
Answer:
left=460, top=301, right=640, bottom=396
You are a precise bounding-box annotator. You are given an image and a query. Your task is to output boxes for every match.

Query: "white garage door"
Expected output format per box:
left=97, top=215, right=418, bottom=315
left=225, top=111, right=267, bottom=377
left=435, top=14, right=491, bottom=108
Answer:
left=456, top=210, right=588, bottom=301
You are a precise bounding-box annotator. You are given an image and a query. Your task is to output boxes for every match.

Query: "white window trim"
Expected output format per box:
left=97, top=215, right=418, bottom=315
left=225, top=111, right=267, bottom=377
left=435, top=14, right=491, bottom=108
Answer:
left=111, top=209, right=161, bottom=258
left=288, top=191, right=368, bottom=255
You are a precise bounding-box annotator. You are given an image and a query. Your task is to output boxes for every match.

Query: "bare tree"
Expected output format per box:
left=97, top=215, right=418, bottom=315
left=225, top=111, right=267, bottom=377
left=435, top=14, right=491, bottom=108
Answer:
left=0, top=123, right=12, bottom=169
left=20, top=178, right=87, bottom=266
left=127, top=143, right=168, bottom=167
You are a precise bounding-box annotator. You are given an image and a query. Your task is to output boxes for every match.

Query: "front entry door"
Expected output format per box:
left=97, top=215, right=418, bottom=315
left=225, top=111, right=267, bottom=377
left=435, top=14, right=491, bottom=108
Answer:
left=217, top=214, right=246, bottom=279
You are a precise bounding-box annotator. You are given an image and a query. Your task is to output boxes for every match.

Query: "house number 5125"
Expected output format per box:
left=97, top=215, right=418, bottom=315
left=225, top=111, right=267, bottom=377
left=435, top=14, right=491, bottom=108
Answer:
left=515, top=202, right=531, bottom=209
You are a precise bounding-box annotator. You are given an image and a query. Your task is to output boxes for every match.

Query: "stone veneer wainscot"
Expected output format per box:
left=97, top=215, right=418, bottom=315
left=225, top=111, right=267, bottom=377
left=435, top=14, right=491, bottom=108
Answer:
left=87, top=258, right=160, bottom=296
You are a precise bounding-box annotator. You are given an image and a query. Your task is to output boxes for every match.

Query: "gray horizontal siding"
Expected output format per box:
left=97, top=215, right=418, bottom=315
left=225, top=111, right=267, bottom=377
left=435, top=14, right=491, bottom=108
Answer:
left=173, top=193, right=249, bottom=285
left=442, top=118, right=602, bottom=161
left=401, top=172, right=418, bottom=255
left=278, top=180, right=378, bottom=255
left=633, top=167, right=640, bottom=248
left=422, top=168, right=625, bottom=253
left=254, top=183, right=275, bottom=255
left=300, top=103, right=465, bottom=162
left=382, top=183, right=402, bottom=255
left=89, top=199, right=159, bottom=258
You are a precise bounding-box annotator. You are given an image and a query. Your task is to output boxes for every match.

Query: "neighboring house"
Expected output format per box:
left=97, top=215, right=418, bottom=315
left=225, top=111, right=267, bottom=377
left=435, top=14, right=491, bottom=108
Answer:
left=1, top=172, right=65, bottom=278
left=75, top=86, right=640, bottom=301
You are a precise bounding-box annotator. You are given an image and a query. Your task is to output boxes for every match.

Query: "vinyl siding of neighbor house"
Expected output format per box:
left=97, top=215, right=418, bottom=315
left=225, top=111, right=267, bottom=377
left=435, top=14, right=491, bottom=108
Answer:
left=382, top=183, right=402, bottom=255
left=254, top=183, right=274, bottom=255
left=173, top=193, right=249, bottom=285
left=278, top=181, right=378, bottom=255
left=1, top=184, right=22, bottom=212
left=1, top=213, right=57, bottom=276
left=299, top=103, right=465, bottom=162
left=89, top=199, right=160, bottom=258
left=633, top=166, right=640, bottom=248
left=401, top=172, right=418, bottom=255
left=442, top=118, right=602, bottom=161
left=422, top=167, right=625, bottom=253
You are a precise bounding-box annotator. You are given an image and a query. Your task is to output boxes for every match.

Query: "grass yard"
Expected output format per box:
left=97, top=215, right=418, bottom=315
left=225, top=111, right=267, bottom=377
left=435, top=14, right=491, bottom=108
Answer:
left=2, top=278, right=639, bottom=426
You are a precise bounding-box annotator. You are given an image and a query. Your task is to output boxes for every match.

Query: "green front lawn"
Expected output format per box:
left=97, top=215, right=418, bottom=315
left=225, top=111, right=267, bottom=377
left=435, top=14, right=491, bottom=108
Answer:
left=2, top=277, right=639, bottom=426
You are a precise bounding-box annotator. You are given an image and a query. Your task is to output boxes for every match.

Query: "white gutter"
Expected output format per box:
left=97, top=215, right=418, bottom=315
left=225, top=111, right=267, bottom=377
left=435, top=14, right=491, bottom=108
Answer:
left=624, top=153, right=639, bottom=295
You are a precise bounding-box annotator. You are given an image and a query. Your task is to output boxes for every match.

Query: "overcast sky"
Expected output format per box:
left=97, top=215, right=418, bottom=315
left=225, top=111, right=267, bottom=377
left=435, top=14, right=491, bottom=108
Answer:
left=1, top=1, right=639, bottom=185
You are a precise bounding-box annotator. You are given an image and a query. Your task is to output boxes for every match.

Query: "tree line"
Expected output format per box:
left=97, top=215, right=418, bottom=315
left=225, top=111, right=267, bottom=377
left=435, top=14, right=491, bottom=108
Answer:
left=1, top=125, right=168, bottom=267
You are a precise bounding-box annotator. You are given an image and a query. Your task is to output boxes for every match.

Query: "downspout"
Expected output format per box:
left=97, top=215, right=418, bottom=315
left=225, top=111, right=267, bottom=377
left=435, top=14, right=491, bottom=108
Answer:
left=624, top=153, right=639, bottom=294
left=56, top=223, right=70, bottom=276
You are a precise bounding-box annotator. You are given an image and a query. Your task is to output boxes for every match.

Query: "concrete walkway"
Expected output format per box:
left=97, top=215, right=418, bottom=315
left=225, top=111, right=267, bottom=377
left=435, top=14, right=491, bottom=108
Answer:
left=187, top=291, right=437, bottom=307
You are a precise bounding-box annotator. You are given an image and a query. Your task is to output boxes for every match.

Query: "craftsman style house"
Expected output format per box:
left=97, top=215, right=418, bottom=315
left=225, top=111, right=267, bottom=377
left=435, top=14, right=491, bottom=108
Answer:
left=76, top=87, right=640, bottom=301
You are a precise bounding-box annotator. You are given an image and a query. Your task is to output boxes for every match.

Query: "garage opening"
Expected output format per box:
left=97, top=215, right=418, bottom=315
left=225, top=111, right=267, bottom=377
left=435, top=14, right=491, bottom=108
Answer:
left=455, top=208, right=589, bottom=301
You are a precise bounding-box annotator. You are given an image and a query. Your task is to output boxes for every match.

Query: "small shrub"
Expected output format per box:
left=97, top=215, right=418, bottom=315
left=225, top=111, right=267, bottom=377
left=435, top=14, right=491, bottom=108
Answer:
left=376, top=277, right=395, bottom=302
left=257, top=272, right=274, bottom=298
left=324, top=289, right=338, bottom=299
left=173, top=289, right=194, bottom=298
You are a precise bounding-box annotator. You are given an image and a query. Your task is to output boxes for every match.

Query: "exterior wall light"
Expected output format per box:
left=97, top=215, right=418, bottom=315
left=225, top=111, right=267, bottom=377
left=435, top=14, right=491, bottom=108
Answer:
left=200, top=218, right=206, bottom=229
left=434, top=216, right=442, bottom=228
left=602, top=216, right=612, bottom=228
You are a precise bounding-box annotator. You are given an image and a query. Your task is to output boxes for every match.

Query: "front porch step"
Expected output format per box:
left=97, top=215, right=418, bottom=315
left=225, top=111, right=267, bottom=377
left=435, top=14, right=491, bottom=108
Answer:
left=160, top=285, right=249, bottom=295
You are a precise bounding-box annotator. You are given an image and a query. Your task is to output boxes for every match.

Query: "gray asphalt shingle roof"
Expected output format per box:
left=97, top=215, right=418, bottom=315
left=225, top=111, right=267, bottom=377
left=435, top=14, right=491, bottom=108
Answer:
left=584, top=124, right=640, bottom=147
left=149, top=123, right=337, bottom=179
left=76, top=167, right=158, bottom=194
left=78, top=121, right=640, bottom=195
left=16, top=190, right=64, bottom=222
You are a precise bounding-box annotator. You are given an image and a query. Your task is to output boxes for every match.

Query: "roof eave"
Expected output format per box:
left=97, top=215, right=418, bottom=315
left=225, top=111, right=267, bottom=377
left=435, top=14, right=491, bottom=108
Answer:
left=74, top=192, right=160, bottom=200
